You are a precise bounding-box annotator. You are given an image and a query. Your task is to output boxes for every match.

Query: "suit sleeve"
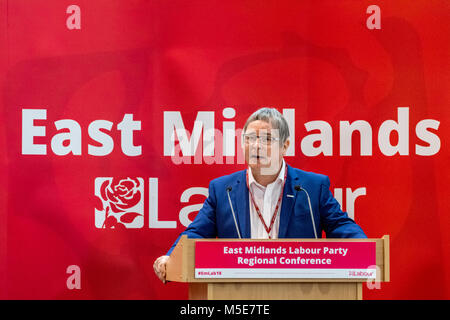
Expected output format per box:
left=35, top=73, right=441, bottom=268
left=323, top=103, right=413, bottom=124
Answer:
left=166, top=180, right=218, bottom=255
left=319, top=176, right=367, bottom=238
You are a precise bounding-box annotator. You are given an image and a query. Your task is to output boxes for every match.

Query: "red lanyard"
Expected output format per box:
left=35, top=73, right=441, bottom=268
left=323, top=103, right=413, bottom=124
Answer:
left=246, top=167, right=287, bottom=239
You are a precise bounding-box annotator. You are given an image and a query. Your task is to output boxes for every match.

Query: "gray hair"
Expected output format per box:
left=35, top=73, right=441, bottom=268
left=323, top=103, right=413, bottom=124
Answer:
left=243, top=108, right=290, bottom=143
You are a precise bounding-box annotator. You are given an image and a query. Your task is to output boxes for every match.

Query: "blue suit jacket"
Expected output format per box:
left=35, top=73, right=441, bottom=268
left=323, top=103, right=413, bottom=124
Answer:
left=167, top=164, right=367, bottom=255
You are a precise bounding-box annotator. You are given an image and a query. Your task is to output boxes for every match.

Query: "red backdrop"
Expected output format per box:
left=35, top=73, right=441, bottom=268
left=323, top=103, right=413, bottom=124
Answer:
left=0, top=0, right=449, bottom=299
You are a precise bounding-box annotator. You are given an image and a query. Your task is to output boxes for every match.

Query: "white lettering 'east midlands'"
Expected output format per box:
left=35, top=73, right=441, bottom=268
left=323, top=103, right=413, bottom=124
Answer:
left=21, top=107, right=440, bottom=157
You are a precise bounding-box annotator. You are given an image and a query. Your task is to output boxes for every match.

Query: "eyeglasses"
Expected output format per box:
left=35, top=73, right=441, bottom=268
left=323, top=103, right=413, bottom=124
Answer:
left=243, top=134, right=280, bottom=146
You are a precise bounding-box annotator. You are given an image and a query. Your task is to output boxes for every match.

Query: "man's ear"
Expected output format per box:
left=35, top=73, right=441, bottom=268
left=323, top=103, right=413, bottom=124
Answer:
left=282, top=138, right=290, bottom=156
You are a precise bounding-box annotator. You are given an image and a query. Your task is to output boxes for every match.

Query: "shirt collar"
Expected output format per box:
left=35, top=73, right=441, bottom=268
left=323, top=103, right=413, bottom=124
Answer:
left=248, top=159, right=286, bottom=189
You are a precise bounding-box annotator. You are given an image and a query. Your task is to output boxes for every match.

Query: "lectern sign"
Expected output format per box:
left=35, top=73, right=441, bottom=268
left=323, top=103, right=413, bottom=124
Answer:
left=195, top=241, right=377, bottom=279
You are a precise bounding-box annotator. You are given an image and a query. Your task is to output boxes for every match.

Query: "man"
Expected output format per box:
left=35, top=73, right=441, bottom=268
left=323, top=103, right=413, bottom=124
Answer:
left=153, top=108, right=366, bottom=283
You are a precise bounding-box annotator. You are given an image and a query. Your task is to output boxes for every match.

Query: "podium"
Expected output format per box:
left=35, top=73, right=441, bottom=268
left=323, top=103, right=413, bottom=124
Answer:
left=166, top=235, right=389, bottom=300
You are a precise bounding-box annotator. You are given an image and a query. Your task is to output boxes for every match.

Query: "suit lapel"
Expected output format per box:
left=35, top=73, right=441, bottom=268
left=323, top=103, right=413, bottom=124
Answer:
left=278, top=164, right=299, bottom=238
left=231, top=170, right=251, bottom=238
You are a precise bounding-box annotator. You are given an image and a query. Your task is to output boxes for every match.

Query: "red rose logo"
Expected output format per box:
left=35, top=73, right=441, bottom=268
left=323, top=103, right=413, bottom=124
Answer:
left=97, top=177, right=143, bottom=229
left=101, top=177, right=141, bottom=213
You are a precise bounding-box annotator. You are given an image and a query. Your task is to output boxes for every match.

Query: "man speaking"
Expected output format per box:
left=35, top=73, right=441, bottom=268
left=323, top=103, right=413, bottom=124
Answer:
left=154, top=108, right=366, bottom=283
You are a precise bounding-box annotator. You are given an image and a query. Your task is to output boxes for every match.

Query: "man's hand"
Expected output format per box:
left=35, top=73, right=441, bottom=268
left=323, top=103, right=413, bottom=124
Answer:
left=153, top=255, right=170, bottom=283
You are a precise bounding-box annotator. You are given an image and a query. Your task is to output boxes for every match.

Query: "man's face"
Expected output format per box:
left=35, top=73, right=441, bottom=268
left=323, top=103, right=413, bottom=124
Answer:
left=243, top=120, right=289, bottom=176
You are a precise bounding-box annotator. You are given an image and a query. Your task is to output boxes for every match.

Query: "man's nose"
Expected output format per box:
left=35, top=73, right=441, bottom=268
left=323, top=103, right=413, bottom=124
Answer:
left=250, top=139, right=263, bottom=150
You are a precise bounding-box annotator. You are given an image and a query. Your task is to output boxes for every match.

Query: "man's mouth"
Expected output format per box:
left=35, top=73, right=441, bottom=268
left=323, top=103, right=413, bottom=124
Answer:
left=250, top=155, right=266, bottom=160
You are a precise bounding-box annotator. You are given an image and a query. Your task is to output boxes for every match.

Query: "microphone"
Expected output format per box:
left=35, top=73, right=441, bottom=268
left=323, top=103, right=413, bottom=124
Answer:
left=226, top=186, right=242, bottom=239
left=294, top=185, right=318, bottom=239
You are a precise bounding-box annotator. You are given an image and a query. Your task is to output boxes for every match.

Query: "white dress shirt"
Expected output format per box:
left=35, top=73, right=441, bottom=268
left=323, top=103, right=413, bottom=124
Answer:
left=248, top=160, right=286, bottom=239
